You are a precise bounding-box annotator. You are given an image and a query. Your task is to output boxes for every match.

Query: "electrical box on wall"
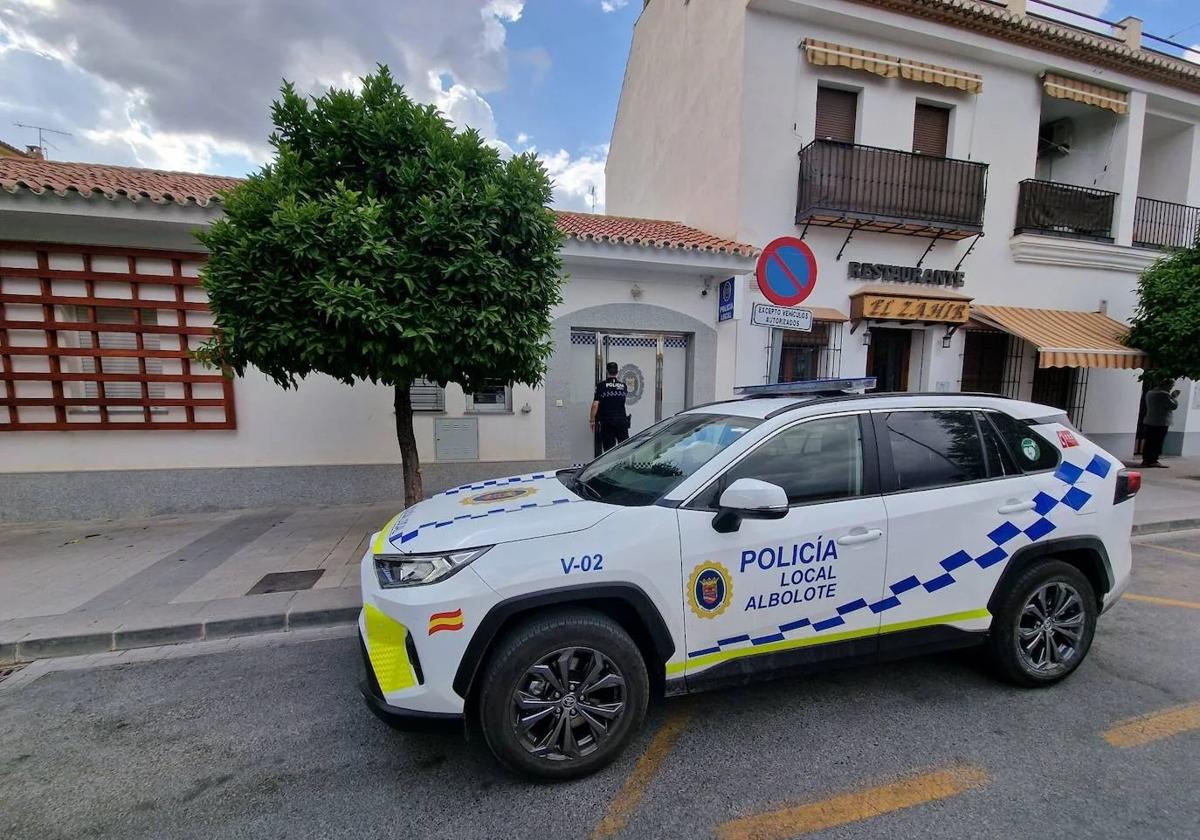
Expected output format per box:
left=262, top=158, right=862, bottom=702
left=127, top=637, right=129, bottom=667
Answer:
left=434, top=417, right=479, bottom=462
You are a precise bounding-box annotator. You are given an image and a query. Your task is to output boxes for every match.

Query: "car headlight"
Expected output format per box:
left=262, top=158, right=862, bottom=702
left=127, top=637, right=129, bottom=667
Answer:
left=373, top=546, right=492, bottom=588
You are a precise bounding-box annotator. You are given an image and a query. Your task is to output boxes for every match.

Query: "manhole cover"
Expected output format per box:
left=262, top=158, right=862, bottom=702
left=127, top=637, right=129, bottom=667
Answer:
left=246, top=569, right=324, bottom=595
left=0, top=663, right=28, bottom=685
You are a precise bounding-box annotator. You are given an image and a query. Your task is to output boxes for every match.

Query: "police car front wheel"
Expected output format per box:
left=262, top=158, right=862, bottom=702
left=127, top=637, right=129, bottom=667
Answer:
left=478, top=608, right=649, bottom=780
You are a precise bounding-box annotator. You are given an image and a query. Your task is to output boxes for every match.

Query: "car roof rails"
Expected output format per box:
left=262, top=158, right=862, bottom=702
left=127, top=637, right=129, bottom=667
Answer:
left=734, top=377, right=877, bottom=399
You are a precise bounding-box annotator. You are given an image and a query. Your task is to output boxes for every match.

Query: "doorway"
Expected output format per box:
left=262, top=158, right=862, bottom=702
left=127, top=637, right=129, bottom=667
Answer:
left=566, top=329, right=690, bottom=459
left=866, top=328, right=911, bottom=392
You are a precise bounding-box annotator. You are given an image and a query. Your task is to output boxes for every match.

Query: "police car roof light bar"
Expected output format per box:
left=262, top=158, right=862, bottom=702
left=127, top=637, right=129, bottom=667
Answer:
left=734, top=377, right=877, bottom=398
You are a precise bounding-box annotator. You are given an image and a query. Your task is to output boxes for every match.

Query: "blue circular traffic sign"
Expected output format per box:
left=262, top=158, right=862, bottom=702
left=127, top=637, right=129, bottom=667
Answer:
left=755, top=236, right=818, bottom=306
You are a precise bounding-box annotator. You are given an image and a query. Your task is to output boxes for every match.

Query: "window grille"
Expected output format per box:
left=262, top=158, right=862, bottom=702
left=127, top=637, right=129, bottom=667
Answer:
left=0, top=242, right=235, bottom=430
left=410, top=378, right=446, bottom=412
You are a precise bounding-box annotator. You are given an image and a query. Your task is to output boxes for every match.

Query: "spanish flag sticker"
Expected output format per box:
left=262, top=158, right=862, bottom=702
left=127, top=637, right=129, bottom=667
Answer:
left=428, top=608, right=465, bottom=635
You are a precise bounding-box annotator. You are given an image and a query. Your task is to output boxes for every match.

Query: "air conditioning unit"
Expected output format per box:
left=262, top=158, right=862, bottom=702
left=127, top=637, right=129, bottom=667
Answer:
left=1038, top=118, right=1074, bottom=158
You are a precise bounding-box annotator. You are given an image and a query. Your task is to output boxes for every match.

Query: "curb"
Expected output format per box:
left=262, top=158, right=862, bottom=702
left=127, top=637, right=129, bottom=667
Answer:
left=1132, top=518, right=1200, bottom=536
left=2, top=605, right=360, bottom=666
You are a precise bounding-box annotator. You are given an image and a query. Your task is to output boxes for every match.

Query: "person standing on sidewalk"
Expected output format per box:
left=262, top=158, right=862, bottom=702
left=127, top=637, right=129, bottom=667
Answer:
left=1141, top=380, right=1179, bottom=468
left=591, top=362, right=629, bottom=453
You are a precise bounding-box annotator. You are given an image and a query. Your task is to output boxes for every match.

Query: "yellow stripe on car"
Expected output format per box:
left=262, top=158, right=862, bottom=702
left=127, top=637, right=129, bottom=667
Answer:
left=363, top=603, right=419, bottom=693
left=667, top=608, right=991, bottom=676
left=370, top=512, right=404, bottom=555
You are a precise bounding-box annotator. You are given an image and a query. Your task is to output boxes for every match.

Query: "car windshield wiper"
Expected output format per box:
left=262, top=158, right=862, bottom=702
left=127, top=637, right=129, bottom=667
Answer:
left=574, top=475, right=603, bottom=502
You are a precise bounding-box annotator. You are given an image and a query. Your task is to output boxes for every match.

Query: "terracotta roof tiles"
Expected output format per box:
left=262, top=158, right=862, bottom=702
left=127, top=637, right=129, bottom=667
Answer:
left=554, top=210, right=756, bottom=257
left=0, top=157, right=758, bottom=257
left=0, top=158, right=242, bottom=207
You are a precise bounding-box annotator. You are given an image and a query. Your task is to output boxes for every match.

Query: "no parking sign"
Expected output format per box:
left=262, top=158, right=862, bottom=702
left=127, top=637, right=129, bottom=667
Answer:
left=755, top=236, right=817, bottom=307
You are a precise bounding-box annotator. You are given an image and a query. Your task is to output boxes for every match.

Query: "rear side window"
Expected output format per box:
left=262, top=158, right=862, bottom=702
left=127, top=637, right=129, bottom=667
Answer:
left=883, top=410, right=987, bottom=491
left=985, top=411, right=1061, bottom=472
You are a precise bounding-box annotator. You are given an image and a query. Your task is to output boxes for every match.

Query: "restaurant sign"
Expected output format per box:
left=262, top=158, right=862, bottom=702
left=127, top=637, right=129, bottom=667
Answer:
left=848, top=262, right=965, bottom=288
left=850, top=292, right=969, bottom=325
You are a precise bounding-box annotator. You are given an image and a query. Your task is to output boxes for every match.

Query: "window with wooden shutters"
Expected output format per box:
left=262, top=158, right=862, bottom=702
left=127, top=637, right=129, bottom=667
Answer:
left=815, top=87, right=858, bottom=143
left=75, top=307, right=166, bottom=409
left=912, top=103, right=950, bottom=156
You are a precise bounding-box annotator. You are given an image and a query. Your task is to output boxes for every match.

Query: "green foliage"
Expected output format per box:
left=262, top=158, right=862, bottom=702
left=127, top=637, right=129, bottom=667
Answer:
left=1127, top=243, right=1200, bottom=382
left=197, top=66, right=564, bottom=393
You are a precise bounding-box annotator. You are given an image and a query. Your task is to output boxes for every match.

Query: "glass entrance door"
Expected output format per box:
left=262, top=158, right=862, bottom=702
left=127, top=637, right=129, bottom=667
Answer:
left=565, top=330, right=690, bottom=460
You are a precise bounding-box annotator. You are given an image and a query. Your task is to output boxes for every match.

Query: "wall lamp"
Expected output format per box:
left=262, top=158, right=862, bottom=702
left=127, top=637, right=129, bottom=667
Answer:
left=942, top=325, right=960, bottom=349
left=861, top=327, right=872, bottom=347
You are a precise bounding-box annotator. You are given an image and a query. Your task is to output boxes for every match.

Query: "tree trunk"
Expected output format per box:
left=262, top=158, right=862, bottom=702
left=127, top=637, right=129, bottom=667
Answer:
left=394, top=383, right=424, bottom=507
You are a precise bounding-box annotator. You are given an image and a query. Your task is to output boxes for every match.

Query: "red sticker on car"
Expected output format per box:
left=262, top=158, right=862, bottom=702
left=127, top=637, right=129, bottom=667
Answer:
left=1057, top=430, right=1078, bottom=448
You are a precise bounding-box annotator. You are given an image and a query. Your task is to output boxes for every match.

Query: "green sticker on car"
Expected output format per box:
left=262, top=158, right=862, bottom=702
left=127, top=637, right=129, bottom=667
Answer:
left=1021, top=437, right=1040, bottom=461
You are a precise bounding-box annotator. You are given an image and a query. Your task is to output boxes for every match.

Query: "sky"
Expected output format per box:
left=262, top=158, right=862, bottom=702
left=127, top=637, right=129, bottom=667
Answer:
left=0, top=0, right=1197, bottom=213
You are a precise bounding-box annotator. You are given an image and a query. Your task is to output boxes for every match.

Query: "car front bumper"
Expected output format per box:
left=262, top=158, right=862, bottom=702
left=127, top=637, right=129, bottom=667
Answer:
left=358, top=635, right=463, bottom=731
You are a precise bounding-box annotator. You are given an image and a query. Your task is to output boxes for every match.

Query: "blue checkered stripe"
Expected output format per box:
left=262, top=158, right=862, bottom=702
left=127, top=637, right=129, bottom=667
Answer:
left=685, top=454, right=1113, bottom=660
left=388, top=497, right=583, bottom=546
left=442, top=474, right=550, bottom=496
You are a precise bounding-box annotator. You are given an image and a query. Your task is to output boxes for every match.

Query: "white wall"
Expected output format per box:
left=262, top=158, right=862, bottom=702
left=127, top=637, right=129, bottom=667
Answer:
left=1138, top=116, right=1196, bottom=204
left=605, top=0, right=747, bottom=237
left=0, top=234, right=737, bottom=473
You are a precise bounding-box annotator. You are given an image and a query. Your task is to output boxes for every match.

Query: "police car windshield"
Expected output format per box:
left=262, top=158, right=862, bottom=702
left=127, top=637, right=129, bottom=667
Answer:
left=575, top=413, right=761, bottom=506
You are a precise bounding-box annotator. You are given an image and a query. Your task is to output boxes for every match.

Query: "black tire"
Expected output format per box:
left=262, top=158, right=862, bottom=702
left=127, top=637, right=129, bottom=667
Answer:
left=478, top=608, right=649, bottom=781
left=987, top=560, right=1097, bottom=687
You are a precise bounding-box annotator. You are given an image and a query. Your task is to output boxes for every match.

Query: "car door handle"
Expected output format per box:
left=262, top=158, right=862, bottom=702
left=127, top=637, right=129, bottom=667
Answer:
left=837, top=528, right=883, bottom=546
left=998, top=500, right=1037, bottom=515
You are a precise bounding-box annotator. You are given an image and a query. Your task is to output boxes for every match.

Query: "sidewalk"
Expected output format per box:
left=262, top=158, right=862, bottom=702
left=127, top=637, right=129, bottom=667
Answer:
left=3, top=457, right=1200, bottom=664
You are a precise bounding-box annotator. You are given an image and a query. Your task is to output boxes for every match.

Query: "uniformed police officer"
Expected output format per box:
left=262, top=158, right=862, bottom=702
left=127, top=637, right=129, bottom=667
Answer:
left=591, top=362, right=629, bottom=452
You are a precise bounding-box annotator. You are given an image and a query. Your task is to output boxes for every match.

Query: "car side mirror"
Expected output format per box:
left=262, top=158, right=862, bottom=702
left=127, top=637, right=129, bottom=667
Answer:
left=712, top=478, right=789, bottom=533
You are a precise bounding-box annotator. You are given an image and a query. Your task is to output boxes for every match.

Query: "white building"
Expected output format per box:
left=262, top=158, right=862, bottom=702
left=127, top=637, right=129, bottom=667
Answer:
left=0, top=160, right=755, bottom=520
left=607, top=0, right=1200, bottom=458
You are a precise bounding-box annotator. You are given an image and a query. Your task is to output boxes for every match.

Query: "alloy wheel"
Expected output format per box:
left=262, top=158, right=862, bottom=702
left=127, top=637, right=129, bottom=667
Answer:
left=511, top=647, right=627, bottom=761
left=1016, top=581, right=1086, bottom=675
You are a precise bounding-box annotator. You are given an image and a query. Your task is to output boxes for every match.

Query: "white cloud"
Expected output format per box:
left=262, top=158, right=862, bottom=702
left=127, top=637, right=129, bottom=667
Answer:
left=0, top=0, right=529, bottom=173
left=539, top=144, right=607, bottom=212
left=516, top=131, right=530, bottom=145
left=600, top=0, right=630, bottom=13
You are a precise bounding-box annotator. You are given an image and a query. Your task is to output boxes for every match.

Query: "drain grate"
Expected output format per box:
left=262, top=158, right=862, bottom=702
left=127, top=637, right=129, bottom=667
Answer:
left=246, top=569, right=325, bottom=595
left=0, top=663, right=28, bottom=685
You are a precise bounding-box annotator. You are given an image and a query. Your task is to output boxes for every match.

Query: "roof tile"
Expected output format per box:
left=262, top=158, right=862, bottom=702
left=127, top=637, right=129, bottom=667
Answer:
left=0, top=158, right=757, bottom=256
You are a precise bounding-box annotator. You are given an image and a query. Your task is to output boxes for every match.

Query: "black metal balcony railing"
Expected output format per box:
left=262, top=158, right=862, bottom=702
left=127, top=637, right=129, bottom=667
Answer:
left=795, top=139, right=988, bottom=239
left=1014, top=179, right=1117, bottom=241
left=1133, top=196, right=1200, bottom=250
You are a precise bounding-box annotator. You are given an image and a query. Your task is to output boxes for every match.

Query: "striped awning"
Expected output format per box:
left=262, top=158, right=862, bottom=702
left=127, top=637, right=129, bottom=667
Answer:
left=1042, top=73, right=1129, bottom=115
left=808, top=306, right=849, bottom=323
left=898, top=58, right=983, bottom=94
left=971, top=305, right=1146, bottom=369
left=803, top=39, right=982, bottom=94
left=803, top=39, right=897, bottom=78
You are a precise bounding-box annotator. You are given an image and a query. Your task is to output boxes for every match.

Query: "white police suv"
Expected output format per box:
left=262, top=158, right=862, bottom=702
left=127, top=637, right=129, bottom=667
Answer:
left=358, top=379, right=1140, bottom=780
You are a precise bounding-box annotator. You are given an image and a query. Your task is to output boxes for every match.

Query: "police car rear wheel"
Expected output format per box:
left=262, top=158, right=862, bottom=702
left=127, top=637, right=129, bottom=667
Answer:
left=478, top=608, right=648, bottom=781
left=987, top=560, right=1097, bottom=687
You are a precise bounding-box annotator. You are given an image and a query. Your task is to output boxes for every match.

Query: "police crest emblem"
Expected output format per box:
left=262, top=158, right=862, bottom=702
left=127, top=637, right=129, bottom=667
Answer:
left=687, top=561, right=732, bottom=619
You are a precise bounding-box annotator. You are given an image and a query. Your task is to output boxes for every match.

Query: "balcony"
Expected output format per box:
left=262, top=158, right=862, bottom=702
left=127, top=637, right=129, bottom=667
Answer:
left=795, top=139, right=988, bottom=240
left=1133, top=196, right=1200, bottom=250
left=1014, top=179, right=1116, bottom=241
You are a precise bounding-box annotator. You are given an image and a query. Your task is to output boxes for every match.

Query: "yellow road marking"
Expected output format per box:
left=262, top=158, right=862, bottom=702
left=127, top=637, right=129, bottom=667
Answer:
left=715, top=764, right=989, bottom=840
left=1103, top=701, right=1200, bottom=749
left=1123, top=593, right=1200, bottom=610
left=1134, top=541, right=1200, bottom=561
left=590, top=704, right=694, bottom=840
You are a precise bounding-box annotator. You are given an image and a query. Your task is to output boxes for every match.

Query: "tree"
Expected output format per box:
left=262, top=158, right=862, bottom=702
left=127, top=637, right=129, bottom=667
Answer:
left=197, top=67, right=564, bottom=505
left=1126, top=242, right=1200, bottom=383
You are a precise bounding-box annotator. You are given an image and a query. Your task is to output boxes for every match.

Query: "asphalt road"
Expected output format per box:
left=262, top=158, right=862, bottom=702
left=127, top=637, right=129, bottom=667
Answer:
left=2, top=532, right=1199, bottom=840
